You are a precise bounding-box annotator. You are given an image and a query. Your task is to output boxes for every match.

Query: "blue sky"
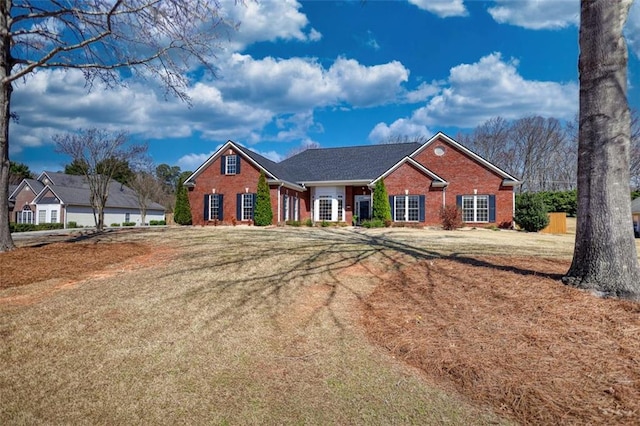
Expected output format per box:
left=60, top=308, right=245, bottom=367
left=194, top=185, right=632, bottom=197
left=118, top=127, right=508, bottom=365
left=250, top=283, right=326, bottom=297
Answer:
left=9, top=0, right=640, bottom=174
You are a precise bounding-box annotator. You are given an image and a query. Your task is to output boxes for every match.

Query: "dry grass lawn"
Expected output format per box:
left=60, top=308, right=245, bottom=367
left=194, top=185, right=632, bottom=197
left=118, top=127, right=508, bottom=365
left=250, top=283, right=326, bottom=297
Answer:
left=1, top=225, right=639, bottom=425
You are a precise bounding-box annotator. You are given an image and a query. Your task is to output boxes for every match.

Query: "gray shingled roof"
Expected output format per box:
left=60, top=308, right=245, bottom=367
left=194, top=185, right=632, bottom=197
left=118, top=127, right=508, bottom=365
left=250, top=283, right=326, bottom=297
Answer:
left=234, top=145, right=299, bottom=183
left=278, top=143, right=421, bottom=182
left=40, top=172, right=165, bottom=210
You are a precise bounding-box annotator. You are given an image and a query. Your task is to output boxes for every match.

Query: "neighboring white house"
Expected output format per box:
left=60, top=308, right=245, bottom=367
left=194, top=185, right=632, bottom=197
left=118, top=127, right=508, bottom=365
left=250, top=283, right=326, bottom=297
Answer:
left=9, top=172, right=165, bottom=228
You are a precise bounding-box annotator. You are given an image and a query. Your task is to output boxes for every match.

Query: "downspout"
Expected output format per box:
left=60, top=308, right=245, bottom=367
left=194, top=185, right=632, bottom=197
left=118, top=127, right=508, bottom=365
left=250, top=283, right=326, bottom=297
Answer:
left=442, top=186, right=446, bottom=208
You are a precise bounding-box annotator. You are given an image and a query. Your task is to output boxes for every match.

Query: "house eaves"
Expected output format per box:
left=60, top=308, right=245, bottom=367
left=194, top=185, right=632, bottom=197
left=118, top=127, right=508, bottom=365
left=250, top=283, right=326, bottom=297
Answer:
left=298, top=179, right=373, bottom=187
left=267, top=179, right=306, bottom=192
left=411, top=131, right=521, bottom=186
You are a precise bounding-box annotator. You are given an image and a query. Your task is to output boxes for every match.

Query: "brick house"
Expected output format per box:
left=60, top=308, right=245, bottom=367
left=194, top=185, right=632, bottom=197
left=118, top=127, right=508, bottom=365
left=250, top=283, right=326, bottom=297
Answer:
left=185, top=132, right=520, bottom=227
left=9, top=172, right=165, bottom=228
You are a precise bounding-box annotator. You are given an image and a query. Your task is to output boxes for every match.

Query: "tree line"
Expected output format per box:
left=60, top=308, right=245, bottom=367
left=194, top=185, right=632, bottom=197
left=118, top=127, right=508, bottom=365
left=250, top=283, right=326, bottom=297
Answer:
left=454, top=112, right=640, bottom=193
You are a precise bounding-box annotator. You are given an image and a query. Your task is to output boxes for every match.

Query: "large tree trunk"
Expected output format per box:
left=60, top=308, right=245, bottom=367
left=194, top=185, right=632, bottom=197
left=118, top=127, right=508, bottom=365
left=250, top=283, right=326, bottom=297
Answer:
left=0, top=2, right=15, bottom=252
left=563, top=0, right=640, bottom=299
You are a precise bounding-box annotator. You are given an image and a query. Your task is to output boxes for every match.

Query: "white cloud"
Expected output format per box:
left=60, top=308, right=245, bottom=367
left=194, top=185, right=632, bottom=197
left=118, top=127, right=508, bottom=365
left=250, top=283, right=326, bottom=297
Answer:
left=488, top=0, right=578, bottom=30
left=370, top=52, right=578, bottom=137
left=177, top=151, right=216, bottom=172
left=219, top=0, right=320, bottom=51
left=408, top=0, right=468, bottom=18
left=368, top=119, right=431, bottom=144
left=219, top=54, right=409, bottom=110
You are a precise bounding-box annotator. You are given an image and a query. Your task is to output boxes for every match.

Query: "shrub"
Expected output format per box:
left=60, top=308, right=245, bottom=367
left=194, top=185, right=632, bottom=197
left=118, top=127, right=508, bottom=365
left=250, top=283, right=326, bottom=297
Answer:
left=440, top=205, right=463, bottom=230
left=515, top=192, right=550, bottom=232
left=372, top=180, right=392, bottom=222
left=173, top=177, right=192, bottom=225
left=149, top=220, right=166, bottom=226
left=67, top=221, right=78, bottom=229
left=122, top=222, right=136, bottom=227
left=286, top=220, right=301, bottom=227
left=361, top=218, right=385, bottom=228
left=320, top=220, right=330, bottom=227
left=37, top=223, right=64, bottom=230
left=304, top=218, right=313, bottom=227
left=538, top=190, right=577, bottom=217
left=110, top=223, right=120, bottom=227
left=10, top=223, right=36, bottom=233
left=254, top=171, right=273, bottom=226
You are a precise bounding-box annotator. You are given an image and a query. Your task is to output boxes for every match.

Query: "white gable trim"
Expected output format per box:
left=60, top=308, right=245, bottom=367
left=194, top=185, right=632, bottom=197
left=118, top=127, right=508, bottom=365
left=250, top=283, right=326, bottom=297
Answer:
left=370, top=157, right=448, bottom=188
left=184, top=140, right=278, bottom=186
left=410, top=132, right=521, bottom=185
left=9, top=179, right=36, bottom=200
left=32, top=185, right=65, bottom=205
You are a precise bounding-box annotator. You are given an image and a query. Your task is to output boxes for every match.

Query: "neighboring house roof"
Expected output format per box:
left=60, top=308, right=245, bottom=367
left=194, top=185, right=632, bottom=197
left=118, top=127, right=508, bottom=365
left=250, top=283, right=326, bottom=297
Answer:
left=632, top=197, right=640, bottom=214
left=9, top=178, right=45, bottom=200
left=22, top=172, right=165, bottom=211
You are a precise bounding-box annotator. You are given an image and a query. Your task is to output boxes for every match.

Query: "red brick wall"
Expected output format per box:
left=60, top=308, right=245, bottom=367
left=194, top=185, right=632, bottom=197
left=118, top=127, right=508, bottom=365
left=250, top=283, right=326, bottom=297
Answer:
left=188, top=148, right=262, bottom=225
left=412, top=136, right=514, bottom=225
left=383, top=162, right=444, bottom=224
left=11, top=186, right=36, bottom=223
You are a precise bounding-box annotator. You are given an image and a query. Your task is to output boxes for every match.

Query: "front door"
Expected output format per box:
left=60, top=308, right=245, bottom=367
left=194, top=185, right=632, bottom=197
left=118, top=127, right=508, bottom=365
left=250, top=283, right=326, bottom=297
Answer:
left=355, top=195, right=371, bottom=224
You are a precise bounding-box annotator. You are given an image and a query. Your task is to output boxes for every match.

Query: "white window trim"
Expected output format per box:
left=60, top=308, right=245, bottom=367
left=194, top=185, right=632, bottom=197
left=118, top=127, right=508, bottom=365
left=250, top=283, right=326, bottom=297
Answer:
left=225, top=155, right=238, bottom=175
left=241, top=193, right=254, bottom=221
left=394, top=195, right=420, bottom=222
left=462, top=195, right=489, bottom=223
left=209, top=194, right=220, bottom=220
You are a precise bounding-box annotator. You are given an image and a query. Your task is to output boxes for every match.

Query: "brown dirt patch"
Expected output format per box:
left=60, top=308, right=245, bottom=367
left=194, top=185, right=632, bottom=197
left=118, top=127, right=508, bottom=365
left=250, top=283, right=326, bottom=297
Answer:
left=361, top=255, right=640, bottom=425
left=0, top=240, right=178, bottom=307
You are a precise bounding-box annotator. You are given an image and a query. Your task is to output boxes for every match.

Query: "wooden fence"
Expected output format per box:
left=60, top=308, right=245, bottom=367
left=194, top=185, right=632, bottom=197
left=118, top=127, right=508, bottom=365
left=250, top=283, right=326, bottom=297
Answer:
left=541, top=212, right=567, bottom=234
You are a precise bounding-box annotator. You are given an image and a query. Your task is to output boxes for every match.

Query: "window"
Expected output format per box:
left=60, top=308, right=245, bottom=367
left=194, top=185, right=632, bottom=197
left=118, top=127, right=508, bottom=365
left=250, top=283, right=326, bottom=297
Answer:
left=17, top=206, right=33, bottom=224
left=393, top=195, right=424, bottom=222
left=318, top=196, right=332, bottom=221
left=38, top=210, right=46, bottom=224
left=461, top=195, right=489, bottom=223
left=407, top=196, right=420, bottom=221
left=51, top=209, right=58, bottom=223
left=337, top=196, right=343, bottom=221
left=210, top=194, right=220, bottom=220
left=225, top=155, right=237, bottom=175
left=125, top=212, right=130, bottom=223
left=283, top=195, right=289, bottom=221
left=242, top=193, right=254, bottom=221
left=394, top=196, right=406, bottom=221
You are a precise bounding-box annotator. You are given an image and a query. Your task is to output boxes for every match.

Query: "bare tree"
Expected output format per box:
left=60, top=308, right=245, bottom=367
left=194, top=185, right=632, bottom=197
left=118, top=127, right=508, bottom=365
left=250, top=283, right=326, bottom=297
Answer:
left=0, top=1, right=236, bottom=251
left=463, top=116, right=511, bottom=167
left=129, top=169, right=165, bottom=225
left=285, top=140, right=322, bottom=158
left=54, top=128, right=147, bottom=230
left=563, top=0, right=640, bottom=299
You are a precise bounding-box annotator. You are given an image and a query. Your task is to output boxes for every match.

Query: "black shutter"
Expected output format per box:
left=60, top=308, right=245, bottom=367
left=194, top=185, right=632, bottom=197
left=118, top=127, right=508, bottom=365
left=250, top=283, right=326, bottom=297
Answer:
left=203, top=194, right=210, bottom=221
left=389, top=196, right=395, bottom=221
left=220, top=155, right=226, bottom=175
left=456, top=195, right=462, bottom=208
left=218, top=194, right=224, bottom=220
left=419, top=195, right=426, bottom=222
left=489, top=195, right=496, bottom=222
left=236, top=156, right=241, bottom=174
left=236, top=194, right=242, bottom=220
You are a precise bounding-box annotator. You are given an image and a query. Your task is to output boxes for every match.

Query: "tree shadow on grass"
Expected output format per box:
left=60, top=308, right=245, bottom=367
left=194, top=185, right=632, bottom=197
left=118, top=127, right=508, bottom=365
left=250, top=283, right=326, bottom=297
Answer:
left=152, top=227, right=564, bottom=339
